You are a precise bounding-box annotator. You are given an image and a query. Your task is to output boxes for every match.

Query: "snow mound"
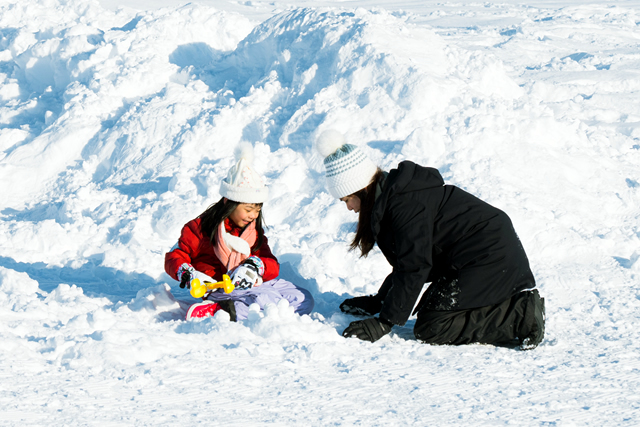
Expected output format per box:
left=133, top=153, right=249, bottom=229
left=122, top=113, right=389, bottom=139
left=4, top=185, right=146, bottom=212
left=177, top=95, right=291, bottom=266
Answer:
left=0, top=0, right=639, bottom=424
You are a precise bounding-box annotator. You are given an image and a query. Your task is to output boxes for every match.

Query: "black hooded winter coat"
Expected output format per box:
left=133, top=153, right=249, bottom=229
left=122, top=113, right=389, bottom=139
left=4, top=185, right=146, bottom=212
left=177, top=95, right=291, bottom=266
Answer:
left=373, top=161, right=536, bottom=326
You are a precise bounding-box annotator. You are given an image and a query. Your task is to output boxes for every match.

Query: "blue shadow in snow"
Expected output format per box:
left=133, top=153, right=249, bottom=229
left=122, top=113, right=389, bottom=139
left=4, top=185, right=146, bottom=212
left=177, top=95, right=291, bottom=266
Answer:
left=276, top=259, right=344, bottom=319
left=169, top=42, right=224, bottom=69
left=367, top=139, right=403, bottom=155
left=613, top=255, right=638, bottom=269
left=0, top=255, right=165, bottom=303
left=114, top=177, right=172, bottom=197
left=110, top=17, right=142, bottom=32
left=500, top=28, right=518, bottom=37
left=1, top=201, right=72, bottom=224
left=562, top=52, right=593, bottom=62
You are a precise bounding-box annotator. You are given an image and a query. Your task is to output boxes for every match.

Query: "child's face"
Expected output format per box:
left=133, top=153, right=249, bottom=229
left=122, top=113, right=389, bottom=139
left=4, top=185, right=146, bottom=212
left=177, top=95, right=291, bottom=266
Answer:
left=229, top=203, right=261, bottom=228
left=339, top=195, right=361, bottom=213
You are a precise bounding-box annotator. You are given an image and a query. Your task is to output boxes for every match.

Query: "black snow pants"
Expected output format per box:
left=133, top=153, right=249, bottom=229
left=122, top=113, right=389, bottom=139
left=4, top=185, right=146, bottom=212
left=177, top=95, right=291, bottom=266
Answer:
left=413, top=289, right=543, bottom=347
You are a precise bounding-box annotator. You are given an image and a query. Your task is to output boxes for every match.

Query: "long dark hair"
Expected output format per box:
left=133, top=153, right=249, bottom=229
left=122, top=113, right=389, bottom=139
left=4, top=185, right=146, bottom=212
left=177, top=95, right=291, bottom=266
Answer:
left=349, top=168, right=385, bottom=257
left=200, top=198, right=264, bottom=250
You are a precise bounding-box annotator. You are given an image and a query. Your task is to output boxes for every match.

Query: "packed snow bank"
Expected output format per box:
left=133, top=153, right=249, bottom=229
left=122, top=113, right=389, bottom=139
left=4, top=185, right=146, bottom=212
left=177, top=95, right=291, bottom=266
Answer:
left=1, top=0, right=640, bottom=424
left=0, top=0, right=253, bottom=204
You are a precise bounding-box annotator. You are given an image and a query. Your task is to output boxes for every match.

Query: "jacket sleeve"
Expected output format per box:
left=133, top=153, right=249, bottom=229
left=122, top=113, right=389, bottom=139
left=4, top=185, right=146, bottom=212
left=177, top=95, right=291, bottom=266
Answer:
left=252, top=235, right=280, bottom=282
left=378, top=199, right=435, bottom=326
left=164, top=221, right=201, bottom=281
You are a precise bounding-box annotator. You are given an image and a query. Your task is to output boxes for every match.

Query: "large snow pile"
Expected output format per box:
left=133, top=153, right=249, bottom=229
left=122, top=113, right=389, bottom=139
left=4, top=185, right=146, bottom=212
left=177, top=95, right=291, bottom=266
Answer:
left=0, top=0, right=639, bottom=424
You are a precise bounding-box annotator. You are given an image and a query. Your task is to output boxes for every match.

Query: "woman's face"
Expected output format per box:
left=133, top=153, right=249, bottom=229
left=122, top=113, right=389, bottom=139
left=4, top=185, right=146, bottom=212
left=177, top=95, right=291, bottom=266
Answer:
left=340, top=195, right=361, bottom=213
left=229, top=203, right=261, bottom=227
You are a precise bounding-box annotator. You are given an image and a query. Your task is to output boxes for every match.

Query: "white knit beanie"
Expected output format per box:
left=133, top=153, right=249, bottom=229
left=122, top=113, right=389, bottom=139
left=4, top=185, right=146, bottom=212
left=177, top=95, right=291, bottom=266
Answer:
left=316, top=130, right=378, bottom=199
left=219, top=142, right=269, bottom=204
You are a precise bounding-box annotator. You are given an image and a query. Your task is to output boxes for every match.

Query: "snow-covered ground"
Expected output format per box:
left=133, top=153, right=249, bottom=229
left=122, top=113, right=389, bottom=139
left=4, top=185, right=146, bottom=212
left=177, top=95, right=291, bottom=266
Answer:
left=1, top=0, right=639, bottom=424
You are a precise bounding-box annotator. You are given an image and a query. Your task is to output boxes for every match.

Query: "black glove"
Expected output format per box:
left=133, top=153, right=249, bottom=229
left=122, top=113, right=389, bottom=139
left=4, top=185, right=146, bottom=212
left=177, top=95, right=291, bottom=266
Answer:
left=342, top=317, right=392, bottom=342
left=179, top=270, right=192, bottom=289
left=340, top=295, right=382, bottom=316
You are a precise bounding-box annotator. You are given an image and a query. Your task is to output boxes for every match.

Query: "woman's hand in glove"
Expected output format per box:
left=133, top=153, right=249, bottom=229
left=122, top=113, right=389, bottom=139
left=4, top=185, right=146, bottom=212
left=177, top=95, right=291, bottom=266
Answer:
left=342, top=317, right=392, bottom=342
left=340, top=294, right=382, bottom=316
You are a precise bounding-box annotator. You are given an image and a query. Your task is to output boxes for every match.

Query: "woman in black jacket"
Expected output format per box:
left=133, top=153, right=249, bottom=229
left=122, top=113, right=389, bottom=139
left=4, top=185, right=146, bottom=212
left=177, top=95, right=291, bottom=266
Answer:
left=316, top=130, right=545, bottom=350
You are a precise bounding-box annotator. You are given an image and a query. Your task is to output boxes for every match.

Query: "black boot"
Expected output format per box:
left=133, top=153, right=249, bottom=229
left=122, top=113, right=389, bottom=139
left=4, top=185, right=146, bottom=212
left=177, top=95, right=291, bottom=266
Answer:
left=519, top=289, right=545, bottom=350
left=217, top=300, right=237, bottom=322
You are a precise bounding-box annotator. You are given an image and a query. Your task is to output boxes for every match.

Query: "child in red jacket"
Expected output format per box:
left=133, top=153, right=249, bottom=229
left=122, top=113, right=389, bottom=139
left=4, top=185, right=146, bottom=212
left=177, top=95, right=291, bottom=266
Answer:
left=165, top=143, right=314, bottom=320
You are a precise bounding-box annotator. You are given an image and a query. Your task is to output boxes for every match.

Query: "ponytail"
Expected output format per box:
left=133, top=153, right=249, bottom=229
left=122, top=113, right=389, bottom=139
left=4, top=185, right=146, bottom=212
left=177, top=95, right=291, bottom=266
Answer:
left=349, top=168, right=385, bottom=257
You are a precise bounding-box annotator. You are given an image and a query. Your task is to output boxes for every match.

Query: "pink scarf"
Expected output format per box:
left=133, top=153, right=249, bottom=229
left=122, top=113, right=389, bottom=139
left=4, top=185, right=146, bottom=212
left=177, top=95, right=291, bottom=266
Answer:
left=213, top=220, right=257, bottom=271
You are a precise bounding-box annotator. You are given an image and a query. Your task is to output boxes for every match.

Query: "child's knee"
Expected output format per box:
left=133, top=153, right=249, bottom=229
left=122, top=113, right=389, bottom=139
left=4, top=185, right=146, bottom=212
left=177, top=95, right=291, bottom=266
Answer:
left=295, top=287, right=314, bottom=314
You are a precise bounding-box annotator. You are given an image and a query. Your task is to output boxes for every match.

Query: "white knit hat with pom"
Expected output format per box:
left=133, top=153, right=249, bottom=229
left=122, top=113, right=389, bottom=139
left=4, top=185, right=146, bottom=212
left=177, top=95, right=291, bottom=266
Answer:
left=220, top=142, right=269, bottom=203
left=316, top=130, right=378, bottom=199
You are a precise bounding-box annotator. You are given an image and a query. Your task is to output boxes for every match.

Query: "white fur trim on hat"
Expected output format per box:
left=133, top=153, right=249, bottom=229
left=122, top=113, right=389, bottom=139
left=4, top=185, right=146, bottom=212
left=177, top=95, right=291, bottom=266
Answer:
left=316, top=130, right=377, bottom=199
left=220, top=142, right=269, bottom=203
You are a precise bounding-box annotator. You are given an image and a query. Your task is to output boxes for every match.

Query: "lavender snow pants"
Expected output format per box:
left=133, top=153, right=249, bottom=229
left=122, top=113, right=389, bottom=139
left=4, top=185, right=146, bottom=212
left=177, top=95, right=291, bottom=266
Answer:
left=205, top=278, right=314, bottom=320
